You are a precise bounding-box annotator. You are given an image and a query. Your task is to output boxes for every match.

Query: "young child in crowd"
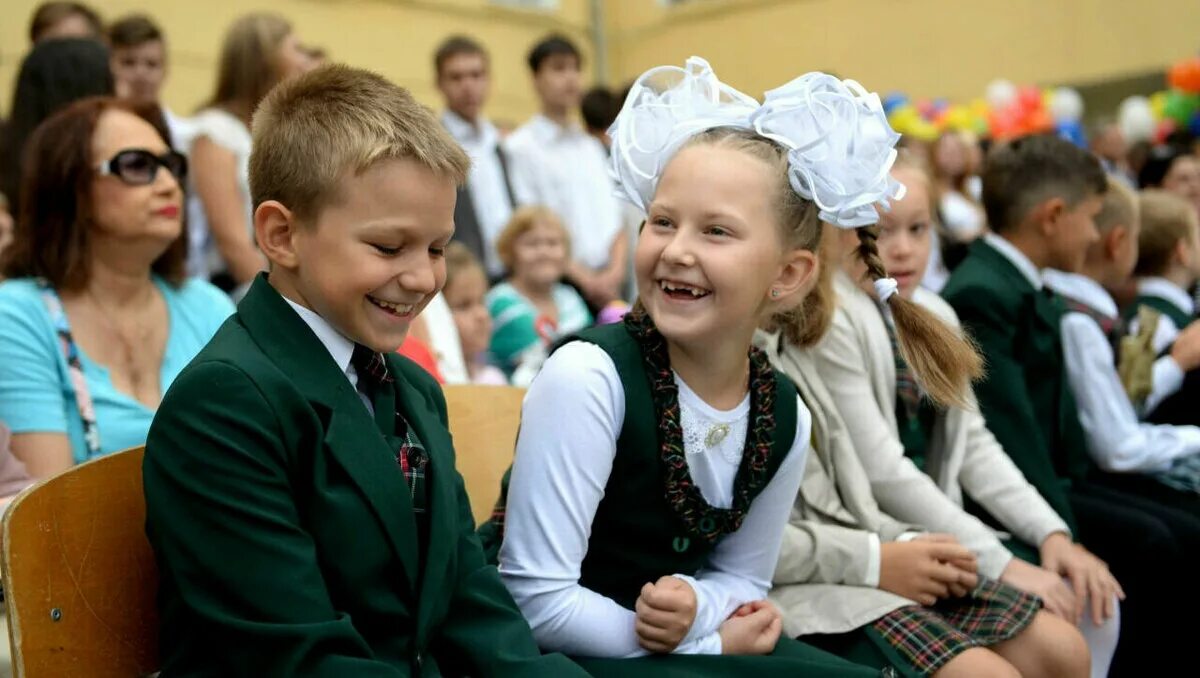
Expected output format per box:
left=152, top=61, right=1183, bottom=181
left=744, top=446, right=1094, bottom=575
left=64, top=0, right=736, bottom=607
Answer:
left=941, top=134, right=1200, bottom=674
left=495, top=56, right=974, bottom=676
left=1124, top=189, right=1200, bottom=336
left=444, top=242, right=507, bottom=385
left=142, top=65, right=584, bottom=677
left=1045, top=181, right=1200, bottom=509
left=803, top=158, right=1118, bottom=676
left=487, top=206, right=591, bottom=384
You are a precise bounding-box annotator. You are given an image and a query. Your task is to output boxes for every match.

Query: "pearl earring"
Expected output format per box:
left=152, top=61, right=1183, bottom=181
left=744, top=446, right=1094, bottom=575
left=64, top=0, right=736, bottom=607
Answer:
left=771, top=289, right=780, bottom=298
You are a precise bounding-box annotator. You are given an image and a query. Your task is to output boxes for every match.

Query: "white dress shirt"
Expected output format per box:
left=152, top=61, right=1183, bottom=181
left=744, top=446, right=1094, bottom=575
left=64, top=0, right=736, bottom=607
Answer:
left=504, top=115, right=623, bottom=271
left=984, top=233, right=1043, bottom=289
left=499, top=342, right=809, bottom=658
left=282, top=296, right=371, bottom=413
left=441, top=111, right=515, bottom=277
left=1043, top=270, right=1200, bottom=473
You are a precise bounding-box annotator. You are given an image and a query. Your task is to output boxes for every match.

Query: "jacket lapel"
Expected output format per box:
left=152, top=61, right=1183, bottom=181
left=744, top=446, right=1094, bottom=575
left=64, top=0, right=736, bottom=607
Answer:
left=391, top=372, right=458, bottom=642
left=237, top=274, right=421, bottom=593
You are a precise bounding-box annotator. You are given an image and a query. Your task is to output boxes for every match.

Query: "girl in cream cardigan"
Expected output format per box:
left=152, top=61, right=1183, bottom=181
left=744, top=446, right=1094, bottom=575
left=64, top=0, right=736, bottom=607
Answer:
left=801, top=159, right=1121, bottom=675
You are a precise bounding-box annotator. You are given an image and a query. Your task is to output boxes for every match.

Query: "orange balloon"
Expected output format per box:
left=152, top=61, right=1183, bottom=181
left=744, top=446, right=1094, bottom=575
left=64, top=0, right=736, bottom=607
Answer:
left=1169, top=57, right=1200, bottom=94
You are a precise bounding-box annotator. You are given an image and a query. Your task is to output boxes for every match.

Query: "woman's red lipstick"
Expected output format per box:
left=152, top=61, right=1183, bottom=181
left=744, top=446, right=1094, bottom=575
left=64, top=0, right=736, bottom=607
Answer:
left=155, top=205, right=180, bottom=218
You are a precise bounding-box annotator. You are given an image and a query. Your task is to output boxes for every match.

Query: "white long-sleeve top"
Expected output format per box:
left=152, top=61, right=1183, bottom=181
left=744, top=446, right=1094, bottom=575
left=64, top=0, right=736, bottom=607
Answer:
left=498, top=342, right=809, bottom=658
left=1044, top=270, right=1200, bottom=472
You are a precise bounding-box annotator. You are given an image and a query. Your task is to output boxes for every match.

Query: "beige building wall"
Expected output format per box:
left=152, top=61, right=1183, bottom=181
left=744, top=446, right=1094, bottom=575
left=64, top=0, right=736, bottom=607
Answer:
left=604, top=0, right=1200, bottom=101
left=1, top=0, right=1197, bottom=121
left=0, top=0, right=594, bottom=124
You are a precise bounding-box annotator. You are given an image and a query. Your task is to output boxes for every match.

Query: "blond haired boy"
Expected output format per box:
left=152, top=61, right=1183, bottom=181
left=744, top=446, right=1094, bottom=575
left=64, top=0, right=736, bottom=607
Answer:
left=1045, top=178, right=1200, bottom=503
left=144, top=65, right=585, bottom=677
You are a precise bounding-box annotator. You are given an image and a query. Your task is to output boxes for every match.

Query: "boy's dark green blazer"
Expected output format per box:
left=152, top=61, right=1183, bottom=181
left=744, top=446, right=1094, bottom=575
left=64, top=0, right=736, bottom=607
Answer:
left=941, top=239, right=1089, bottom=534
left=144, top=274, right=584, bottom=677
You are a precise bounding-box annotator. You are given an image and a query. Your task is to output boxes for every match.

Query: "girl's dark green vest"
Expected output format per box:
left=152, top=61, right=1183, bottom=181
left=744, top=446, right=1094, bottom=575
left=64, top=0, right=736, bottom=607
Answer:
left=567, top=323, right=798, bottom=610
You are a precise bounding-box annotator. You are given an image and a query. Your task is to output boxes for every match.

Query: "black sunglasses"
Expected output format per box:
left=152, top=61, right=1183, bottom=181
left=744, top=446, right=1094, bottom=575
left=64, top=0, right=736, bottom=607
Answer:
left=96, top=149, right=188, bottom=186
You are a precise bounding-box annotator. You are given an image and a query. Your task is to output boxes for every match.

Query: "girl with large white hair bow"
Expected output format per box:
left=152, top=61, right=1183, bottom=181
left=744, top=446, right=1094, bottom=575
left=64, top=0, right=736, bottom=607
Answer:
left=489, top=57, right=990, bottom=676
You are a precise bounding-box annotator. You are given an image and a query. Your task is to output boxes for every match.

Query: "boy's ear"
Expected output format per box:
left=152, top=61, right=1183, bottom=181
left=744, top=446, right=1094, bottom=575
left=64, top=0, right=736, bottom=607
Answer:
left=1175, top=237, right=1193, bottom=268
left=1034, top=197, right=1067, bottom=237
left=1104, top=225, right=1127, bottom=260
left=255, top=201, right=300, bottom=270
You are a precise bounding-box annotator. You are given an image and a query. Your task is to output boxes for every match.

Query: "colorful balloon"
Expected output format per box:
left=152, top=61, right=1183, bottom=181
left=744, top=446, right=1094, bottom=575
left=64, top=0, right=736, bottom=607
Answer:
left=985, top=79, right=1018, bottom=110
left=1163, top=90, right=1200, bottom=125
left=1049, top=87, right=1084, bottom=123
left=1118, top=95, right=1156, bottom=142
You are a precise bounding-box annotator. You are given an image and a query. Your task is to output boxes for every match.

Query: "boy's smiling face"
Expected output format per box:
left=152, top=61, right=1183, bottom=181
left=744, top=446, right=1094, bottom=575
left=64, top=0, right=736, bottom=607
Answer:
left=275, top=157, right=457, bottom=353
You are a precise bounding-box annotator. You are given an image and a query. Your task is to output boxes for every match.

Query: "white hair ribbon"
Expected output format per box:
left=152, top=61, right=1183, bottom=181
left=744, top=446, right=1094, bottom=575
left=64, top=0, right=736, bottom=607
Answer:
left=608, top=56, right=906, bottom=229
left=873, top=277, right=900, bottom=303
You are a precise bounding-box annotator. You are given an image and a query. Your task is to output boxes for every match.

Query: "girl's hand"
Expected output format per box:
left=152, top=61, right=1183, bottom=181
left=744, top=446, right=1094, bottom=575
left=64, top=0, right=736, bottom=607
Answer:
left=1039, top=535, right=1125, bottom=625
left=719, top=600, right=782, bottom=655
left=879, top=539, right=978, bottom=605
left=634, top=576, right=698, bottom=653
left=999, top=557, right=1077, bottom=621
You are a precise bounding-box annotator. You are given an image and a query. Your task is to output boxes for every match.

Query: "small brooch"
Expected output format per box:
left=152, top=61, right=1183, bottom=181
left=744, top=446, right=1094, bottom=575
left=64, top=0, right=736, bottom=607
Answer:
left=705, top=423, right=731, bottom=448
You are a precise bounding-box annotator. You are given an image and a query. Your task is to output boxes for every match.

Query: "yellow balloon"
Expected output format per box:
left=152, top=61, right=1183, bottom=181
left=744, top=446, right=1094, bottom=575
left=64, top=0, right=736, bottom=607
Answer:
left=1150, top=91, right=1168, bottom=121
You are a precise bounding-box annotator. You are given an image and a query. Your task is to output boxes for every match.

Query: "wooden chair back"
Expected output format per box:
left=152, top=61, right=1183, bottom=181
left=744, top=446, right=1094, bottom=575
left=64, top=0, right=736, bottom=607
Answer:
left=443, top=385, right=524, bottom=525
left=2, top=446, right=158, bottom=678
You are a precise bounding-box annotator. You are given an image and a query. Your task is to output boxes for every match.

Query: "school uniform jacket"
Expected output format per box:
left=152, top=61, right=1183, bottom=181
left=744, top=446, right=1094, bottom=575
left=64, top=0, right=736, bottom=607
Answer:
left=817, top=273, right=1069, bottom=552
left=757, top=331, right=918, bottom=637
left=940, top=238, right=1090, bottom=533
left=143, top=275, right=581, bottom=677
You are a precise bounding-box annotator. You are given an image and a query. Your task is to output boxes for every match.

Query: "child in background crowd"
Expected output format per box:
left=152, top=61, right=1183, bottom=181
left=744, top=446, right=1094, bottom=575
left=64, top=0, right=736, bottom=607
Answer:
left=487, top=206, right=591, bottom=384
left=444, top=243, right=507, bottom=385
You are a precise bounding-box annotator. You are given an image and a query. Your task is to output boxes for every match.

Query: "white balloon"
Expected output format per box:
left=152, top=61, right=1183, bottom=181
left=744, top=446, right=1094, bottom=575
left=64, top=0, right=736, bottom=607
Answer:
left=1049, top=87, right=1084, bottom=122
left=985, top=79, right=1018, bottom=110
left=1118, top=95, right=1155, bottom=143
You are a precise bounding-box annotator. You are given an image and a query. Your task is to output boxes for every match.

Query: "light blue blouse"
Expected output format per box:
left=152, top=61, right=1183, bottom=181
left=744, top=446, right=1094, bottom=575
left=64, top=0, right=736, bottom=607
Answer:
left=0, top=276, right=235, bottom=463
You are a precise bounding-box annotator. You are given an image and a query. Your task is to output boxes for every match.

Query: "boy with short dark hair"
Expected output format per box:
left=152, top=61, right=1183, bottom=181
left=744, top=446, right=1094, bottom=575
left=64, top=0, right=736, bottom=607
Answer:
left=505, top=34, right=627, bottom=309
left=108, top=13, right=191, bottom=148
left=434, top=34, right=518, bottom=279
left=943, top=134, right=1199, bottom=673
left=144, top=64, right=586, bottom=677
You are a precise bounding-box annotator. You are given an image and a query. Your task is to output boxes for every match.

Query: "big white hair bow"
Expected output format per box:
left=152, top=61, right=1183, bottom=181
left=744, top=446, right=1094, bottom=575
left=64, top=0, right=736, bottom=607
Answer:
left=608, top=56, right=905, bottom=228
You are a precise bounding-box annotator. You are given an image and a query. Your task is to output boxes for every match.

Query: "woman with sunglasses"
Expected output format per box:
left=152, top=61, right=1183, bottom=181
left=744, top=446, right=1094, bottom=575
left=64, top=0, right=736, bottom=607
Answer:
left=0, top=97, right=234, bottom=478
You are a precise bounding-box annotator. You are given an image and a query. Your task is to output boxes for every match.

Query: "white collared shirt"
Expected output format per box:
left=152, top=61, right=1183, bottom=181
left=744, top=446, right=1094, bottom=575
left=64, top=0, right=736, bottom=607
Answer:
left=1139, top=277, right=1196, bottom=318
left=983, top=233, right=1042, bottom=290
left=504, top=114, right=622, bottom=270
left=441, top=111, right=515, bottom=277
left=1043, top=269, right=1200, bottom=473
left=282, top=296, right=372, bottom=413
left=1130, top=277, right=1195, bottom=354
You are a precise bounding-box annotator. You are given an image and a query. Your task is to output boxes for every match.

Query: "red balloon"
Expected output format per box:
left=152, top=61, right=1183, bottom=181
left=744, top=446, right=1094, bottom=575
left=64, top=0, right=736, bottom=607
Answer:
left=1026, top=109, right=1054, bottom=133
left=1155, top=118, right=1178, bottom=144
left=1017, top=85, right=1043, bottom=111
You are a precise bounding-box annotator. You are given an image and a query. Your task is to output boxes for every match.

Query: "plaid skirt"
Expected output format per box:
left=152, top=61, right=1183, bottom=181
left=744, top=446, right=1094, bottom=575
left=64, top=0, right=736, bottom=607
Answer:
left=867, top=576, right=1041, bottom=677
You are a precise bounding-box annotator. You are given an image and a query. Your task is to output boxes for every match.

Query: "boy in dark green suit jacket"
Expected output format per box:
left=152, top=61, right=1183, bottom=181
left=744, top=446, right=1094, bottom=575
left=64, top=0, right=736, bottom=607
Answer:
left=941, top=134, right=1199, bottom=673
left=143, top=65, right=587, bottom=677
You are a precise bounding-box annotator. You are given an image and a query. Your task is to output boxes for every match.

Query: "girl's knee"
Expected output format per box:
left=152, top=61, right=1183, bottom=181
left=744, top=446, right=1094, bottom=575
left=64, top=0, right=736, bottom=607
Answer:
left=1017, top=611, right=1091, bottom=678
left=932, top=647, right=1019, bottom=678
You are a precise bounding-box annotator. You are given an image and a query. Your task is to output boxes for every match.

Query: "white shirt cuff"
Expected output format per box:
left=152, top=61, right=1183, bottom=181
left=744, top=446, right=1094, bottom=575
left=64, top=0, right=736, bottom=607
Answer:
left=1153, top=356, right=1185, bottom=399
left=682, top=631, right=723, bottom=655
left=865, top=533, right=882, bottom=587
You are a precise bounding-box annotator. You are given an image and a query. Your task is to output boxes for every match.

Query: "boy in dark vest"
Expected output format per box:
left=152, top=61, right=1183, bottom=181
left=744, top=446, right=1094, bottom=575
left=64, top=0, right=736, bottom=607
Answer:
left=942, top=135, right=1200, bottom=673
left=1045, top=178, right=1200, bottom=510
left=1122, top=189, right=1200, bottom=431
left=143, top=65, right=587, bottom=677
